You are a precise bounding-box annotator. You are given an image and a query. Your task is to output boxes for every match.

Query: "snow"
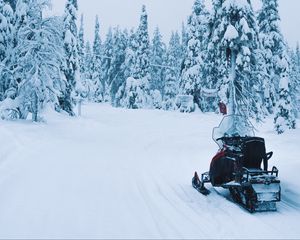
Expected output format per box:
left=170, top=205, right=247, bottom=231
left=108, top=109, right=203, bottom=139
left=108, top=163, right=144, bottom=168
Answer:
left=224, top=0, right=250, bottom=11
left=0, top=104, right=300, bottom=239
left=279, top=76, right=290, bottom=90
left=224, top=24, right=239, bottom=41
left=240, top=17, right=251, bottom=34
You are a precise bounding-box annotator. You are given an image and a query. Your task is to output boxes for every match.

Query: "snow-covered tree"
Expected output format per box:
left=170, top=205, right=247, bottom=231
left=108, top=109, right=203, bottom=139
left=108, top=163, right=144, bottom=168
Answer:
left=293, top=44, right=300, bottom=115
left=120, top=5, right=151, bottom=109
left=13, top=0, right=29, bottom=48
left=83, top=41, right=94, bottom=100
left=150, top=27, right=166, bottom=92
left=180, top=0, right=209, bottom=111
left=205, top=0, right=263, bottom=119
left=0, top=1, right=14, bottom=100
left=163, top=32, right=182, bottom=110
left=101, top=27, right=113, bottom=101
left=258, top=0, right=287, bottom=113
left=132, top=5, right=150, bottom=80
left=274, top=56, right=296, bottom=134
left=0, top=0, right=10, bottom=62
left=78, top=14, right=85, bottom=79
left=1, top=0, right=30, bottom=118
left=4, top=0, right=15, bottom=11
left=109, top=28, right=128, bottom=106
left=60, top=0, right=79, bottom=115
left=123, top=28, right=136, bottom=79
left=92, top=15, right=103, bottom=102
left=75, top=13, right=89, bottom=99
left=181, top=22, right=188, bottom=59
left=15, top=1, right=65, bottom=121
left=114, top=28, right=135, bottom=107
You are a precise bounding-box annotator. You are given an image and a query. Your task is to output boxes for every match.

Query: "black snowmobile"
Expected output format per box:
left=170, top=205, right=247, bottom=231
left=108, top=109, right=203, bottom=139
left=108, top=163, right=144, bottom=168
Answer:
left=192, top=115, right=281, bottom=212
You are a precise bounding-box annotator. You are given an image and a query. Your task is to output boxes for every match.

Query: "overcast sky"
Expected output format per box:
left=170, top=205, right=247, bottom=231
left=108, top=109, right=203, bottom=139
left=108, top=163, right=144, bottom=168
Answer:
left=46, top=0, right=299, bottom=48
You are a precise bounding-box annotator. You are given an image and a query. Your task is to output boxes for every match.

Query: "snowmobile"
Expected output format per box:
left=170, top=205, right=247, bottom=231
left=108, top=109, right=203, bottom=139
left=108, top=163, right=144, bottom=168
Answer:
left=192, top=115, right=281, bottom=212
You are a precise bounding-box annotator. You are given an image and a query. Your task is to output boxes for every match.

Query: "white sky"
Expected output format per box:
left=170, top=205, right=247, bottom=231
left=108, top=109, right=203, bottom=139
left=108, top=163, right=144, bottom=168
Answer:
left=46, top=0, right=300, bottom=47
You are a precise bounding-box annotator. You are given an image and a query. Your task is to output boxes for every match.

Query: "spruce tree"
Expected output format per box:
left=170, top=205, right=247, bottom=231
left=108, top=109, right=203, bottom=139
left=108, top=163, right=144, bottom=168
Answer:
left=115, top=28, right=135, bottom=107
left=109, top=28, right=128, bottom=106
left=181, top=22, right=188, bottom=61
left=92, top=15, right=103, bottom=102
left=120, top=5, right=151, bottom=109
left=14, top=2, right=64, bottom=121
left=274, top=55, right=296, bottom=134
left=101, top=27, right=113, bottom=101
left=163, top=32, right=182, bottom=110
left=61, top=0, right=79, bottom=116
left=75, top=13, right=88, bottom=99
left=180, top=0, right=209, bottom=111
left=0, top=0, right=21, bottom=105
left=205, top=0, right=263, bottom=118
left=132, top=5, right=151, bottom=80
left=83, top=41, right=94, bottom=101
left=150, top=27, right=166, bottom=92
left=258, top=0, right=287, bottom=114
left=0, top=0, right=9, bottom=62
left=78, top=14, right=85, bottom=80
left=201, top=0, right=228, bottom=113
left=0, top=0, right=13, bottom=100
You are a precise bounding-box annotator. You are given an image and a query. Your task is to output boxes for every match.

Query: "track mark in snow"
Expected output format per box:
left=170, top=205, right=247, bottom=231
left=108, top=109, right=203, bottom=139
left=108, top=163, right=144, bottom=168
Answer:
left=135, top=180, right=181, bottom=239
left=281, top=187, right=300, bottom=211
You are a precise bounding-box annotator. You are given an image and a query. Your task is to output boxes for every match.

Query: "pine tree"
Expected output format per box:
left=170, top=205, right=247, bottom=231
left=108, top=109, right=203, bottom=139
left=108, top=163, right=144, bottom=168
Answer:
left=0, top=0, right=13, bottom=100
left=181, top=22, right=188, bottom=60
left=258, top=0, right=287, bottom=114
left=0, top=0, right=21, bottom=106
left=14, top=2, right=65, bottom=121
left=123, top=28, right=136, bottom=79
left=115, top=28, right=135, bottom=107
left=274, top=55, right=296, bottom=134
left=163, top=32, right=182, bottom=110
left=92, top=15, right=103, bottom=102
left=150, top=26, right=166, bottom=92
left=83, top=41, right=94, bottom=101
left=295, top=44, right=300, bottom=115
left=180, top=0, right=209, bottom=111
left=205, top=0, right=263, bottom=119
left=201, top=0, right=228, bottom=113
left=101, top=27, right=113, bottom=101
left=14, top=0, right=29, bottom=49
left=0, top=0, right=9, bottom=62
left=75, top=13, right=88, bottom=99
left=132, top=5, right=151, bottom=80
left=60, top=0, right=79, bottom=116
left=78, top=14, right=85, bottom=80
left=120, top=5, right=151, bottom=109
left=109, top=28, right=128, bottom=106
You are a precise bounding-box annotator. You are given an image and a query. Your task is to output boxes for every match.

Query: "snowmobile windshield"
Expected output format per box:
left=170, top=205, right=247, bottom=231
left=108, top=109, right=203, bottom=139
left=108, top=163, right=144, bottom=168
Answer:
left=212, top=115, right=255, bottom=147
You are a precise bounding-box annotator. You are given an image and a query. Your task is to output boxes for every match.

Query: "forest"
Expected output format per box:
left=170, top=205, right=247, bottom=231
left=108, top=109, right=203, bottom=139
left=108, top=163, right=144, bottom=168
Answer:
left=0, top=0, right=299, bottom=134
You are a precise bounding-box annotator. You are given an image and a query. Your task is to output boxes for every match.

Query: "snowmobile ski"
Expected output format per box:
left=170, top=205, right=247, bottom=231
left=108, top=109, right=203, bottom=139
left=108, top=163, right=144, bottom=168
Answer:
left=192, top=172, right=210, bottom=196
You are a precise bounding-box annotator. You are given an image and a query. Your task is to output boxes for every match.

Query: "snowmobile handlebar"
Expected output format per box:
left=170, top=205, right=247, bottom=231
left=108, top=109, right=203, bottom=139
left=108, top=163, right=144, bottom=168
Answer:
left=216, top=136, right=243, bottom=142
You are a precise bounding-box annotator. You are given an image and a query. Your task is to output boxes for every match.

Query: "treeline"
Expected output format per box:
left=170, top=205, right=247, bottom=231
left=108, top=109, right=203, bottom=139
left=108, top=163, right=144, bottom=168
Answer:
left=0, top=0, right=299, bottom=134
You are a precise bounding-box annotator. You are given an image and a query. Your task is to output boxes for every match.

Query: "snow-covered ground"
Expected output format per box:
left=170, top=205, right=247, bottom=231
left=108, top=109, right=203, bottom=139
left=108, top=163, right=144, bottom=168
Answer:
left=0, top=103, right=299, bottom=239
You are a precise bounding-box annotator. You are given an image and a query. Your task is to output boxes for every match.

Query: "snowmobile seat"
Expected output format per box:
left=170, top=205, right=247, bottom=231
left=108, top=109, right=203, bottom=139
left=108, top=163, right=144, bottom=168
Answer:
left=242, top=137, right=269, bottom=170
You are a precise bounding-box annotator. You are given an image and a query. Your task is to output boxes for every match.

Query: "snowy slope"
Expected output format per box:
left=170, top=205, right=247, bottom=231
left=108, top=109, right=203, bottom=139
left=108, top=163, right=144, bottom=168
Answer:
left=0, top=103, right=299, bottom=239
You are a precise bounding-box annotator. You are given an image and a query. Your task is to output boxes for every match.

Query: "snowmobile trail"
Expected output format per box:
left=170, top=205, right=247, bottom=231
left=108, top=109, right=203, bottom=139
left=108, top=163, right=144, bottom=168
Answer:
left=0, top=104, right=299, bottom=239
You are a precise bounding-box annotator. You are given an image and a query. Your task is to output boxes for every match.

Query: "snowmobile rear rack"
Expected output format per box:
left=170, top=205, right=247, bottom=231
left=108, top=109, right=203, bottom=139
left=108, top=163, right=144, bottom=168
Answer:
left=242, top=166, right=279, bottom=183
